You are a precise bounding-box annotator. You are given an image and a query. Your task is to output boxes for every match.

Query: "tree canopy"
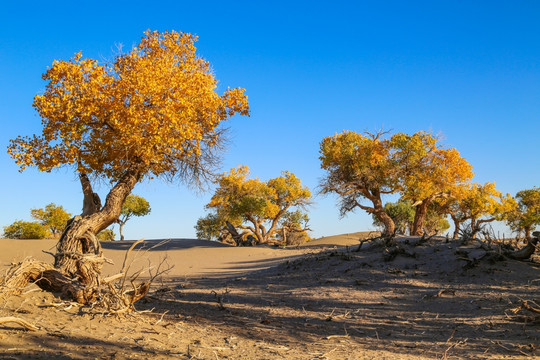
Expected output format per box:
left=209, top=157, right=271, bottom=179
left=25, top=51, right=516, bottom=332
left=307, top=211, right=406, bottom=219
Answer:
left=506, top=187, right=540, bottom=238
left=391, top=131, right=473, bottom=235
left=7, top=29, right=249, bottom=261
left=9, top=30, right=249, bottom=184
left=117, top=194, right=151, bottom=241
left=31, top=203, right=72, bottom=238
left=3, top=220, right=48, bottom=239
left=444, top=182, right=516, bottom=238
left=319, top=130, right=472, bottom=236
left=319, top=130, right=399, bottom=235
left=198, top=166, right=312, bottom=244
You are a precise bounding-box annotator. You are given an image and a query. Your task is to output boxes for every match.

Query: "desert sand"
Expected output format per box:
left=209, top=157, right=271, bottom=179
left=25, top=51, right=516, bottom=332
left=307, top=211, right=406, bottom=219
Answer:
left=0, top=233, right=538, bottom=359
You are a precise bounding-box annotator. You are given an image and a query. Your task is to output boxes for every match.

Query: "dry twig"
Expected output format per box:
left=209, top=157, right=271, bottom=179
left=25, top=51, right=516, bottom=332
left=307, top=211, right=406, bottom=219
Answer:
left=0, top=316, right=38, bottom=331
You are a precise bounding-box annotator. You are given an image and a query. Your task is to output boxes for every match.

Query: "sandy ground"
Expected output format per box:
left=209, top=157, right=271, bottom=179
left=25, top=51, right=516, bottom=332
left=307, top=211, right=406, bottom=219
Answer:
left=0, top=233, right=538, bottom=359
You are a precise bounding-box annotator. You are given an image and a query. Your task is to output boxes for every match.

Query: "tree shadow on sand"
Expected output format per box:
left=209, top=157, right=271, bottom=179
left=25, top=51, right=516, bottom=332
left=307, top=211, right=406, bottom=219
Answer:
left=139, top=238, right=539, bottom=359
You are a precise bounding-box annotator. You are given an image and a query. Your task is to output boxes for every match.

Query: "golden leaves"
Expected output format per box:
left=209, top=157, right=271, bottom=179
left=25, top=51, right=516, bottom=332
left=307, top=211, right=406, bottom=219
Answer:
left=319, top=130, right=475, bottom=207
left=9, top=30, right=250, bottom=180
left=207, top=166, right=311, bottom=226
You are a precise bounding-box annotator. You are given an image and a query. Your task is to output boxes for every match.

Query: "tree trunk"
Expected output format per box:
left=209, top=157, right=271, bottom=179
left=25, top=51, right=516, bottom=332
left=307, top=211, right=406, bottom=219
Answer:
left=506, top=236, right=538, bottom=260
left=376, top=210, right=395, bottom=236
left=55, top=169, right=141, bottom=290
left=226, top=221, right=243, bottom=246
left=120, top=223, right=125, bottom=241
left=524, top=226, right=531, bottom=240
left=470, top=218, right=477, bottom=239
left=370, top=192, right=395, bottom=236
left=451, top=216, right=461, bottom=239
left=412, top=201, right=429, bottom=236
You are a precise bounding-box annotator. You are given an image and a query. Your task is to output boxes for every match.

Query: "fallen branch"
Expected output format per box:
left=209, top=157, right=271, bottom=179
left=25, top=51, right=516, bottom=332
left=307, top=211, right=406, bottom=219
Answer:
left=0, top=317, right=38, bottom=331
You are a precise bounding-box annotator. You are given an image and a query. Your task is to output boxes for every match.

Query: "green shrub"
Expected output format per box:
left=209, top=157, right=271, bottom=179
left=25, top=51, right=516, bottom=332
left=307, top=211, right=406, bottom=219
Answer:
left=97, top=229, right=115, bottom=241
left=3, top=220, right=48, bottom=239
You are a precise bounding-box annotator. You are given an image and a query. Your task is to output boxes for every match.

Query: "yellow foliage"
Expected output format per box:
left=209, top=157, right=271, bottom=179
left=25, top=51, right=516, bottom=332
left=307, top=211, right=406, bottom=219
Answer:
left=206, top=166, right=311, bottom=243
left=8, top=30, right=249, bottom=181
left=450, top=182, right=517, bottom=222
left=391, top=132, right=474, bottom=203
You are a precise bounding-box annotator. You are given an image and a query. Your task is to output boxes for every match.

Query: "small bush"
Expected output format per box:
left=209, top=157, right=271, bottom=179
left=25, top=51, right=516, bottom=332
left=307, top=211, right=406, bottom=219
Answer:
left=3, top=220, right=48, bottom=239
left=97, top=229, right=115, bottom=241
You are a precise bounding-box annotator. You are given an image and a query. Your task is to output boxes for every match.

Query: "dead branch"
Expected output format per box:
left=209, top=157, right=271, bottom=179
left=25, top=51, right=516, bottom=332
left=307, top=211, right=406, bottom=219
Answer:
left=504, top=236, right=538, bottom=260
left=412, top=229, right=438, bottom=247
left=0, top=316, right=38, bottom=331
left=508, top=299, right=540, bottom=324
left=356, top=232, right=395, bottom=252
left=384, top=244, right=415, bottom=262
left=521, top=300, right=540, bottom=314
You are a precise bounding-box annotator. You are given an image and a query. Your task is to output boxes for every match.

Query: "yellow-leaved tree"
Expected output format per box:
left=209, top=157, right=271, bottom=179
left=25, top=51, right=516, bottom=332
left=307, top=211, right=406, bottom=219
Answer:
left=506, top=187, right=540, bottom=239
left=319, top=130, right=473, bottom=237
left=391, top=132, right=474, bottom=235
left=197, top=166, right=312, bottom=245
left=445, top=182, right=516, bottom=239
left=6, top=30, right=249, bottom=304
left=319, top=130, right=400, bottom=236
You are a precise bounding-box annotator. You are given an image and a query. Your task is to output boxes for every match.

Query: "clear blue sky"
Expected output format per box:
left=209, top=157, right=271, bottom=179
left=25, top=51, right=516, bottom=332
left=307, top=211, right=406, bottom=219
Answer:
left=1, top=1, right=539, bottom=239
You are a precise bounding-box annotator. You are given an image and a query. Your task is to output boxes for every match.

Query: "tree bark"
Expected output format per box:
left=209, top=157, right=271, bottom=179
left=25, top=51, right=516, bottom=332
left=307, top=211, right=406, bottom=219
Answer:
left=0, top=258, right=94, bottom=304
left=524, top=227, right=531, bottom=240
left=119, top=222, right=125, bottom=241
left=80, top=173, right=101, bottom=216
left=371, top=194, right=395, bottom=236
left=451, top=215, right=461, bottom=239
left=412, top=201, right=429, bottom=236
left=506, top=236, right=538, bottom=260
left=55, top=168, right=141, bottom=289
left=375, top=209, right=395, bottom=236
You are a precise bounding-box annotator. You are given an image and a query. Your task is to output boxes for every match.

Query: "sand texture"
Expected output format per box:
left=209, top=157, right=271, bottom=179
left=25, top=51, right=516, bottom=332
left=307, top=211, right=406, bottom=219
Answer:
left=0, top=233, right=538, bottom=359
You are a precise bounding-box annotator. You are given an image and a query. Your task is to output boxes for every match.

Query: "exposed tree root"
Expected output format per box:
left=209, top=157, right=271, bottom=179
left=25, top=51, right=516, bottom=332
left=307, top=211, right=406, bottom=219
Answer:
left=0, top=258, right=92, bottom=304
left=504, top=237, right=538, bottom=260
left=0, top=240, right=172, bottom=314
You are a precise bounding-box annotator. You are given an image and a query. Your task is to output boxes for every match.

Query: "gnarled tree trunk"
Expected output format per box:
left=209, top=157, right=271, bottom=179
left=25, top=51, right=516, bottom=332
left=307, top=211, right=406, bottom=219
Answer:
left=451, top=215, right=462, bottom=239
left=1, top=168, right=143, bottom=306
left=374, top=208, right=396, bottom=236
left=370, top=192, right=395, bottom=236
left=56, top=169, right=141, bottom=279
left=505, top=233, right=539, bottom=260
left=411, top=201, right=429, bottom=236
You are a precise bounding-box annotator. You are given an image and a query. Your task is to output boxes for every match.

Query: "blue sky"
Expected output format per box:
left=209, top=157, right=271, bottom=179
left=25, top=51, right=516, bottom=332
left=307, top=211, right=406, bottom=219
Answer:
left=1, top=1, right=539, bottom=239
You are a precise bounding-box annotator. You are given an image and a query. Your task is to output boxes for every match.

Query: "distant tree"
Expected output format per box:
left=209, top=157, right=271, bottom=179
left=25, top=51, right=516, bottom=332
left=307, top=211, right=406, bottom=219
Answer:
left=372, top=200, right=415, bottom=235
left=117, top=194, right=151, bottom=241
left=319, top=130, right=399, bottom=236
left=199, top=166, right=311, bottom=244
left=506, top=187, right=540, bottom=239
left=445, top=182, right=516, bottom=239
left=195, top=213, right=226, bottom=241
left=372, top=199, right=449, bottom=235
left=3, top=220, right=48, bottom=239
left=31, top=203, right=72, bottom=238
left=97, top=228, right=115, bottom=242
left=277, top=210, right=312, bottom=245
left=6, top=30, right=249, bottom=305
left=320, top=130, right=472, bottom=236
left=391, top=132, right=473, bottom=235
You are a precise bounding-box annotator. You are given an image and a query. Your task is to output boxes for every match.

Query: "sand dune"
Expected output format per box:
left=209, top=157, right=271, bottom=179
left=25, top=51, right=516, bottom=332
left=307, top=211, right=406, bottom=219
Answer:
left=0, top=235, right=372, bottom=278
